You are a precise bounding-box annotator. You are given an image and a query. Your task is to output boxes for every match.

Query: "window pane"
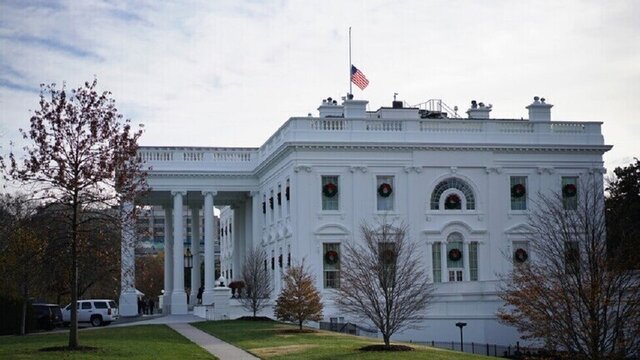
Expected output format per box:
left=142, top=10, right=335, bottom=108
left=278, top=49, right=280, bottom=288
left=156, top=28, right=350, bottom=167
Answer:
left=431, top=178, right=475, bottom=210
left=377, top=176, right=394, bottom=211
left=510, top=176, right=527, bottom=210
left=322, top=176, right=339, bottom=211
left=469, top=242, right=478, bottom=281
left=562, top=177, right=578, bottom=210
left=446, top=233, right=463, bottom=269
left=94, top=302, right=107, bottom=309
left=323, top=243, right=340, bottom=288
left=432, top=242, right=441, bottom=283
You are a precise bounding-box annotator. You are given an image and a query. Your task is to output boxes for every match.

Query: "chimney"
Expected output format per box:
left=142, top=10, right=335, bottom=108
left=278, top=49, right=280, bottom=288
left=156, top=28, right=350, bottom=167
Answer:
left=466, top=100, right=492, bottom=119
left=343, top=98, right=368, bottom=118
left=317, top=97, right=344, bottom=118
left=526, top=96, right=553, bottom=121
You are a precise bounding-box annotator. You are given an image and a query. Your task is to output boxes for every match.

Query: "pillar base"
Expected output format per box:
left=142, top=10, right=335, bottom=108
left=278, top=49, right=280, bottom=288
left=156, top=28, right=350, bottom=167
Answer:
left=202, top=291, right=215, bottom=306
left=170, top=291, right=188, bottom=314
left=190, top=289, right=199, bottom=306
left=119, top=290, right=138, bottom=316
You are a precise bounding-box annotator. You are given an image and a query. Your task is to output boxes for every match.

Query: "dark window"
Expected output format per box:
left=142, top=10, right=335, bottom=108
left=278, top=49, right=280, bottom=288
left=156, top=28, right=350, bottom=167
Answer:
left=94, top=302, right=108, bottom=309
left=81, top=302, right=92, bottom=310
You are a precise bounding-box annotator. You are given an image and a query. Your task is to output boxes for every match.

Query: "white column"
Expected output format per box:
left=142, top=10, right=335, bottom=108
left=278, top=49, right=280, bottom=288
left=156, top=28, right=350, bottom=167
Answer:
left=171, top=191, right=188, bottom=314
left=163, top=207, right=173, bottom=313
left=463, top=242, right=470, bottom=282
left=190, top=206, right=201, bottom=305
left=202, top=191, right=216, bottom=305
left=119, top=201, right=138, bottom=316
left=441, top=242, right=448, bottom=283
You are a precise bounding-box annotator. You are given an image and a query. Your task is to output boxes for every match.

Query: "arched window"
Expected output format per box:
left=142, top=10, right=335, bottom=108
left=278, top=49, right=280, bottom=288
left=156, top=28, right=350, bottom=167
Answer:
left=430, top=178, right=476, bottom=210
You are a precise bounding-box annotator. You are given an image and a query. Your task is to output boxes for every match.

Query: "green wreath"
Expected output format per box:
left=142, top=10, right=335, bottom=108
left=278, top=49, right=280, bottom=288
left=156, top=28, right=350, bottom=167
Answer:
left=563, top=183, right=577, bottom=197
left=378, top=183, right=393, bottom=197
left=511, top=183, right=526, bottom=198
left=323, top=183, right=338, bottom=198
left=325, top=250, right=339, bottom=264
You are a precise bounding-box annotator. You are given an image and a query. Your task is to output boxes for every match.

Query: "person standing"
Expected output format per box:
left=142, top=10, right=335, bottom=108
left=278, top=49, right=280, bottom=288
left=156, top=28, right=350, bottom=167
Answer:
left=149, top=298, right=155, bottom=315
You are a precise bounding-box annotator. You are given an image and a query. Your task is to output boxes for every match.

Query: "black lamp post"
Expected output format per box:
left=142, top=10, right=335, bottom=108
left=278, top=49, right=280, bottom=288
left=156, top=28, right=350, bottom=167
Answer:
left=184, top=247, right=193, bottom=269
left=455, top=322, right=467, bottom=352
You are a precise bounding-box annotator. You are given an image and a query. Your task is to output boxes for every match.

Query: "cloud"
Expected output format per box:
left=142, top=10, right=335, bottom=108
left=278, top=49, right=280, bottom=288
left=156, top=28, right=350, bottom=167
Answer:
left=0, top=0, right=637, bottom=170
left=3, top=34, right=102, bottom=60
left=0, top=78, right=39, bottom=93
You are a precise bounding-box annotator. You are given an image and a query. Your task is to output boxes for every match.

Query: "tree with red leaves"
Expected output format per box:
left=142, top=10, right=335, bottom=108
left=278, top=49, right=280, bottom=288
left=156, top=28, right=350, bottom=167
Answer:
left=1, top=79, right=148, bottom=348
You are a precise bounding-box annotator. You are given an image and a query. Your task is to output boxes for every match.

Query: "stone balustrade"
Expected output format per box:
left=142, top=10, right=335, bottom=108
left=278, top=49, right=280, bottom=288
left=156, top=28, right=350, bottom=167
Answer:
left=140, top=117, right=604, bottom=173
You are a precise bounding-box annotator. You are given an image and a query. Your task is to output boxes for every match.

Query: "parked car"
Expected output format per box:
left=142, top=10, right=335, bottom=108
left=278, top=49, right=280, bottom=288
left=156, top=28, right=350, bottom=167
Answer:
left=32, top=303, right=63, bottom=330
left=62, top=299, right=119, bottom=327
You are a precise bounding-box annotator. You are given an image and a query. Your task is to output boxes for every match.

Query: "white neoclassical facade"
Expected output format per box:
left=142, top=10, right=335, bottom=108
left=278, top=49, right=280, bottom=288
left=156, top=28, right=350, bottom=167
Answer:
left=119, top=95, right=610, bottom=344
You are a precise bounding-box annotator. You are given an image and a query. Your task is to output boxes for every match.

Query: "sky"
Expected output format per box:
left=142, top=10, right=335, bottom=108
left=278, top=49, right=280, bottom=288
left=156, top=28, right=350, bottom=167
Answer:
left=0, top=0, right=638, bottom=172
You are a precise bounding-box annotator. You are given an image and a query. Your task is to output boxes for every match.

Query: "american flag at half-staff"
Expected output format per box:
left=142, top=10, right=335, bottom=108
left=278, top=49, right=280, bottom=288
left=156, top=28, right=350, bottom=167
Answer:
left=351, top=65, right=369, bottom=90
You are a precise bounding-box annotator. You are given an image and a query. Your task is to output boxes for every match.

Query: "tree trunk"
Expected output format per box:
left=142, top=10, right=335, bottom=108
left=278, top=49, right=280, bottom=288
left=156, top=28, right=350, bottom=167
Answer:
left=383, top=334, right=390, bottom=347
left=299, top=319, right=303, bottom=330
left=69, top=199, right=79, bottom=348
left=20, top=299, right=27, bottom=336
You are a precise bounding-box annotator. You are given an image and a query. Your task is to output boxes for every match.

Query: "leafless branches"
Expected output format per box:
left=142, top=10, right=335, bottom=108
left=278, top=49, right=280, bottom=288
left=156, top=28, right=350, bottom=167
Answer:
left=335, top=221, right=433, bottom=347
left=239, top=248, right=272, bottom=318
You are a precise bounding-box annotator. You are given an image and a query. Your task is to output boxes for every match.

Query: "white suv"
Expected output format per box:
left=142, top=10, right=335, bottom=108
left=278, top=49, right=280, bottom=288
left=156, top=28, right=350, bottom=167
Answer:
left=62, top=299, right=119, bottom=327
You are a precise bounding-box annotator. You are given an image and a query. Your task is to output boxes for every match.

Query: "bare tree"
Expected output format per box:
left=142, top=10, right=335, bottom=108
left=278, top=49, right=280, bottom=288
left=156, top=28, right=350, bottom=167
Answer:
left=274, top=261, right=323, bottom=330
left=239, top=248, right=271, bottom=318
left=498, top=179, right=640, bottom=359
left=335, top=221, right=433, bottom=348
left=0, top=79, right=148, bottom=348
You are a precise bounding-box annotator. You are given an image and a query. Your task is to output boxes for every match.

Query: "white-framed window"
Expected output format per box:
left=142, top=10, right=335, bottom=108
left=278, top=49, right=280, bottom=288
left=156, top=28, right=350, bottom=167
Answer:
left=510, top=176, right=528, bottom=210
left=469, top=241, right=478, bottom=281
left=270, top=190, right=275, bottom=222
left=376, top=175, right=394, bottom=211
left=277, top=184, right=282, bottom=218
left=285, top=179, right=291, bottom=216
left=447, top=233, right=464, bottom=282
left=432, top=242, right=442, bottom=283
left=562, top=176, right=578, bottom=210
left=323, top=243, right=340, bottom=288
left=322, top=175, right=339, bottom=211
left=262, top=194, right=267, bottom=223
left=431, top=178, right=476, bottom=210
left=512, top=241, right=529, bottom=267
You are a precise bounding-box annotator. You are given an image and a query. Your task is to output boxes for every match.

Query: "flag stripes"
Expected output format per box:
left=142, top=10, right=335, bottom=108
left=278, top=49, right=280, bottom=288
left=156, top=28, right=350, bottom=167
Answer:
left=351, top=65, right=369, bottom=90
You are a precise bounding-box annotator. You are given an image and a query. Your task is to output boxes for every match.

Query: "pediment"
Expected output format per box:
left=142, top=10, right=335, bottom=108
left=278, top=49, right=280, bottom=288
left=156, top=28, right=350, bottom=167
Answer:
left=314, top=224, right=350, bottom=236
left=504, top=223, right=533, bottom=235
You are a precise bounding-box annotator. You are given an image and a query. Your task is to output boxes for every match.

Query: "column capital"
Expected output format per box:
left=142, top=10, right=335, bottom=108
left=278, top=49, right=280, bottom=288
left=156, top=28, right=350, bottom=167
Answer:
left=171, top=190, right=187, bottom=197
left=202, top=190, right=218, bottom=197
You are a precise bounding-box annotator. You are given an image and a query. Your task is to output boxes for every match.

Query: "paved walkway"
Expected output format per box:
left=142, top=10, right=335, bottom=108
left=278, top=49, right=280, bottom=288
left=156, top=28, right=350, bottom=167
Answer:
left=114, top=314, right=259, bottom=360
left=168, top=322, right=259, bottom=360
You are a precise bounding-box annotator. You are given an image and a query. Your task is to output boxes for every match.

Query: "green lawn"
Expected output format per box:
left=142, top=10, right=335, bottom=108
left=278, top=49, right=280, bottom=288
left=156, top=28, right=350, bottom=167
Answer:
left=194, top=320, right=492, bottom=360
left=0, top=325, right=216, bottom=360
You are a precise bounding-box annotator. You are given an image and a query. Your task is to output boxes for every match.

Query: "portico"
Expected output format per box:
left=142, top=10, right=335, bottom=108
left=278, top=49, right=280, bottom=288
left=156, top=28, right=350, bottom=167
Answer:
left=119, top=147, right=260, bottom=315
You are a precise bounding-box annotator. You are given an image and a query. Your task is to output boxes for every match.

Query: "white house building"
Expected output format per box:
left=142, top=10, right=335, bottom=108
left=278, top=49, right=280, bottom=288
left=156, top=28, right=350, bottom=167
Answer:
left=119, top=95, right=610, bottom=345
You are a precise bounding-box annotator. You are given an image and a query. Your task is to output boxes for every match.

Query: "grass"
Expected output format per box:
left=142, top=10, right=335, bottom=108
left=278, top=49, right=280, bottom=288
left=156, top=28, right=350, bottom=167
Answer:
left=0, top=325, right=216, bottom=360
left=194, top=320, right=493, bottom=360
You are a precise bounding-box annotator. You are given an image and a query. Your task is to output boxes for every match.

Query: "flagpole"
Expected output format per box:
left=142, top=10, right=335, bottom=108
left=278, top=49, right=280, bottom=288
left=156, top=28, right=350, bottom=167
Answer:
left=349, top=26, right=352, bottom=96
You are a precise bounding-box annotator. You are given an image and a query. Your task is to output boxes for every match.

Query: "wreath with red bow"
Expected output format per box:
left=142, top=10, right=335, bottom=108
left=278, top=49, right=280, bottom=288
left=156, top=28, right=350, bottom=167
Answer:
left=325, top=250, right=339, bottom=264
left=445, top=194, right=461, bottom=209
left=563, top=183, right=577, bottom=197
left=448, top=248, right=462, bottom=261
left=378, top=183, right=393, bottom=197
left=514, top=248, right=528, bottom=263
left=323, top=183, right=338, bottom=198
left=511, top=183, right=526, bottom=198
